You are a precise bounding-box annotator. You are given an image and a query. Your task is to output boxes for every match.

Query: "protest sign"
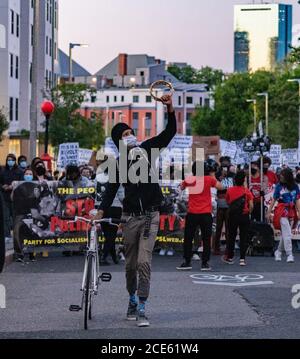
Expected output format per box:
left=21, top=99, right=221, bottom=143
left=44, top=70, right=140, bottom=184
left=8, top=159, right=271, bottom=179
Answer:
left=281, top=149, right=298, bottom=169
left=78, top=149, right=94, bottom=166
left=57, top=143, right=79, bottom=169
left=268, top=145, right=282, bottom=168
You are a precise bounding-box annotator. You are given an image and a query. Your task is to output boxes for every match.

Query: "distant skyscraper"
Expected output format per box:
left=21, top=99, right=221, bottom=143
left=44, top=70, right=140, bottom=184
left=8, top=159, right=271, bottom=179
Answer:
left=234, top=3, right=292, bottom=73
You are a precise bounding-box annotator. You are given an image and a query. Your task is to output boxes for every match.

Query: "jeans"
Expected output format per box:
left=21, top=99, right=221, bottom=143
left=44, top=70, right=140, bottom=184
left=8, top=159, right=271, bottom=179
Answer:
left=214, top=207, right=228, bottom=251
left=101, top=207, right=122, bottom=260
left=278, top=217, right=293, bottom=256
left=183, top=213, right=213, bottom=264
left=227, top=214, right=250, bottom=260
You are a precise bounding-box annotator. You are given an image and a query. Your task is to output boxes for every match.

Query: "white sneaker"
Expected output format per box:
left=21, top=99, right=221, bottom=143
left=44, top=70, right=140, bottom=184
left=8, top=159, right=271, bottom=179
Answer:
left=166, top=249, right=174, bottom=256
left=287, top=255, right=295, bottom=263
left=275, top=250, right=282, bottom=262
left=192, top=253, right=201, bottom=261
left=119, top=252, right=126, bottom=262
left=159, top=249, right=166, bottom=256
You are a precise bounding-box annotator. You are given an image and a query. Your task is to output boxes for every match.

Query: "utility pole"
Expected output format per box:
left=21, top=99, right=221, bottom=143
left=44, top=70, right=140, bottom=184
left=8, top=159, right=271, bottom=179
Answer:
left=29, top=0, right=40, bottom=160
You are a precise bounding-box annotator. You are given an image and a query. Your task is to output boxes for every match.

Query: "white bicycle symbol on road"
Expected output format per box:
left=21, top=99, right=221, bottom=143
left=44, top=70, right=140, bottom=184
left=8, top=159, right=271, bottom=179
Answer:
left=191, top=274, right=274, bottom=287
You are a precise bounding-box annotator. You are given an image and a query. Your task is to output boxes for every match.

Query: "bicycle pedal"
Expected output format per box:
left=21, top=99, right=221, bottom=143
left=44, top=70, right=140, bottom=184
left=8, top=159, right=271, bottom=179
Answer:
left=69, top=305, right=82, bottom=312
left=100, top=273, right=112, bottom=282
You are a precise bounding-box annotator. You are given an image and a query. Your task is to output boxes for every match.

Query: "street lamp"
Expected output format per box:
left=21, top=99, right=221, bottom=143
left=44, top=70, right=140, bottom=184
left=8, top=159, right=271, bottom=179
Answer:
left=257, top=92, right=269, bottom=136
left=246, top=99, right=257, bottom=137
left=69, top=43, right=89, bottom=82
left=287, top=79, right=300, bottom=142
left=41, top=100, right=55, bottom=171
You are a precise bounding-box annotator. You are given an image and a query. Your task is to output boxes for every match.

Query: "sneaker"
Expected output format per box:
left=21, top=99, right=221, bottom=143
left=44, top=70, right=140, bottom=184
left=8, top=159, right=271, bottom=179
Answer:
left=201, top=263, right=212, bottom=271
left=166, top=249, right=174, bottom=256
left=159, top=249, right=166, bottom=256
left=240, top=259, right=246, bottom=266
left=287, top=255, right=295, bottom=263
left=29, top=253, right=36, bottom=262
left=127, top=302, right=138, bottom=321
left=136, top=311, right=150, bottom=327
left=274, top=250, right=282, bottom=262
left=176, top=262, right=192, bottom=271
left=16, top=256, right=25, bottom=264
left=192, top=253, right=201, bottom=261
left=222, top=256, right=235, bottom=265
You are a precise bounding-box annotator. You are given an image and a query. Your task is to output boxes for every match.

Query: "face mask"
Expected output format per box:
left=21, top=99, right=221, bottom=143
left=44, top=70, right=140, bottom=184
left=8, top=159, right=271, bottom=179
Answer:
left=7, top=160, right=15, bottom=168
left=36, top=166, right=46, bottom=176
left=251, top=168, right=258, bottom=176
left=263, top=167, right=268, bottom=174
left=20, top=161, right=27, bottom=169
left=24, top=175, right=33, bottom=182
left=123, top=135, right=138, bottom=148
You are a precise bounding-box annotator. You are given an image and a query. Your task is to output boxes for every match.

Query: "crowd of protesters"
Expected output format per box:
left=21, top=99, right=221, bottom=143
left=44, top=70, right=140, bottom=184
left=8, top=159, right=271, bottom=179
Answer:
left=1, top=151, right=300, bottom=270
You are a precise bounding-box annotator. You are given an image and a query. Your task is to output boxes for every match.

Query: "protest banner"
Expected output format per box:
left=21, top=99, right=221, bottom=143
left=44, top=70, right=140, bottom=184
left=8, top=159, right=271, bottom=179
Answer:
left=281, top=148, right=298, bottom=169
left=220, top=140, right=237, bottom=160
left=78, top=149, right=94, bottom=166
left=57, top=143, right=79, bottom=169
left=268, top=145, right=282, bottom=168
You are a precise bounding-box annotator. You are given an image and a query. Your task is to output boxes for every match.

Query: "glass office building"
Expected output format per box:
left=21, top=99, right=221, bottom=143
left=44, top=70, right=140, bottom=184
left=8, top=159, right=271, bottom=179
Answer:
left=234, top=4, right=292, bottom=72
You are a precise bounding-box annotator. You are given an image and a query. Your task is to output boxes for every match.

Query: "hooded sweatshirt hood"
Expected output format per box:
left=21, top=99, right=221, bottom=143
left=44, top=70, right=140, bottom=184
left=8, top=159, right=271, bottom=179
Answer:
left=111, top=123, right=134, bottom=149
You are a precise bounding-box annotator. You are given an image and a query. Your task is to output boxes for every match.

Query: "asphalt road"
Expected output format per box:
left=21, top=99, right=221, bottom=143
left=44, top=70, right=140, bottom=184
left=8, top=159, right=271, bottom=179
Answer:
left=0, top=250, right=300, bottom=339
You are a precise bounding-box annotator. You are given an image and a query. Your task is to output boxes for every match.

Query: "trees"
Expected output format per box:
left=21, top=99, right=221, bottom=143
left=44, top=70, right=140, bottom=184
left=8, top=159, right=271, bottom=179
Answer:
left=0, top=108, right=9, bottom=142
left=48, top=84, right=105, bottom=152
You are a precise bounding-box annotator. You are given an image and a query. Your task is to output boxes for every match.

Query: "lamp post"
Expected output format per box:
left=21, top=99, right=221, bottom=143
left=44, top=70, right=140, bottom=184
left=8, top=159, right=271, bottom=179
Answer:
left=287, top=79, right=300, bottom=142
left=41, top=100, right=55, bottom=171
left=69, top=43, right=89, bottom=82
left=246, top=99, right=257, bottom=137
left=257, top=92, right=269, bottom=136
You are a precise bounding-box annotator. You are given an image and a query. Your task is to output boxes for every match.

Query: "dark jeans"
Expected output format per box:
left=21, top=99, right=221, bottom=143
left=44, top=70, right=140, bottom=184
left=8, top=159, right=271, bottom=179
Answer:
left=184, top=213, right=213, bottom=264
left=227, top=214, right=250, bottom=260
left=251, top=202, right=265, bottom=222
left=102, top=207, right=122, bottom=260
left=214, top=207, right=228, bottom=251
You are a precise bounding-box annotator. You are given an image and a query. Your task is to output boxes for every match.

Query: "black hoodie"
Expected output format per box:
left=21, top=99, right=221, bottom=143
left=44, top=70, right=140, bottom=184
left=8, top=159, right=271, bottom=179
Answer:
left=99, top=111, right=177, bottom=213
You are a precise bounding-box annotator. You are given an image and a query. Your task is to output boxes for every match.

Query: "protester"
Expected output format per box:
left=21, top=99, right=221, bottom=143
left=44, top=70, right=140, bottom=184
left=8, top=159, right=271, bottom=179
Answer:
left=93, top=94, right=176, bottom=327
left=18, top=155, right=28, bottom=173
left=81, top=165, right=93, bottom=180
left=214, top=156, right=234, bottom=255
left=176, top=160, right=223, bottom=272
left=263, top=156, right=278, bottom=187
left=224, top=170, right=254, bottom=266
left=267, top=168, right=300, bottom=263
left=12, top=168, right=38, bottom=263
left=0, top=154, right=23, bottom=240
left=53, top=170, right=60, bottom=181
left=249, top=160, right=267, bottom=222
left=32, top=159, right=52, bottom=182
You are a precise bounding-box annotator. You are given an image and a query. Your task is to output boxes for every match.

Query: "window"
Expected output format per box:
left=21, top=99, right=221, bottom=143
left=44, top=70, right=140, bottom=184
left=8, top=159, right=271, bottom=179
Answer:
left=111, top=112, right=115, bottom=126
left=46, top=70, right=48, bottom=87
left=49, top=0, right=52, bottom=24
left=140, top=71, right=144, bottom=76
left=146, top=96, right=152, bottom=103
left=46, top=36, right=48, bottom=55
left=145, top=129, right=151, bottom=137
left=199, top=97, right=203, bottom=107
left=133, top=95, right=139, bottom=103
left=114, top=96, right=117, bottom=102
left=186, top=96, right=193, bottom=104
left=121, top=95, right=124, bottom=102
left=204, top=98, right=210, bottom=107
left=11, top=10, right=14, bottom=35
left=178, top=96, right=182, bottom=106
left=54, top=2, right=58, bottom=29
left=46, top=0, right=49, bottom=21
left=15, top=56, right=19, bottom=79
left=49, top=38, right=52, bottom=57
left=145, top=113, right=152, bottom=129
left=106, top=96, right=110, bottom=103
left=30, top=63, right=32, bottom=83
left=31, top=25, right=34, bottom=46
left=15, top=98, right=18, bottom=122
left=54, top=42, right=57, bottom=60
left=10, top=54, right=13, bottom=78
left=186, top=113, right=192, bottom=135
left=16, top=14, right=19, bottom=37
left=9, top=98, right=14, bottom=121
left=132, top=112, right=139, bottom=131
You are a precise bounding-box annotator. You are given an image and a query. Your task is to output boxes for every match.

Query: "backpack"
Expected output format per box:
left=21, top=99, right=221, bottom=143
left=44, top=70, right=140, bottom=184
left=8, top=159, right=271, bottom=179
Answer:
left=228, top=193, right=246, bottom=216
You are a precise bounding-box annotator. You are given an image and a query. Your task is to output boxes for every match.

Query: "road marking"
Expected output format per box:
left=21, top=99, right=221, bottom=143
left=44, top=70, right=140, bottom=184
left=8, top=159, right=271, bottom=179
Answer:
left=191, top=274, right=274, bottom=287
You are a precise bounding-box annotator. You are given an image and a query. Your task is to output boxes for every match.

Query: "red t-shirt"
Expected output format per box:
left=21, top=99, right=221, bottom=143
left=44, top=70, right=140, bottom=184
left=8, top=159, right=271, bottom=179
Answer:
left=250, top=176, right=262, bottom=203
left=266, top=170, right=278, bottom=187
left=226, top=186, right=254, bottom=214
left=182, top=176, right=217, bottom=214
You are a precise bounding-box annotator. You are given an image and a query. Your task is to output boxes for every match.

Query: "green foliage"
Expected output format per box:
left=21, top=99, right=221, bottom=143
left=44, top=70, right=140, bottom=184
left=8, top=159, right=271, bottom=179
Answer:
left=0, top=108, right=9, bottom=141
left=48, top=83, right=105, bottom=151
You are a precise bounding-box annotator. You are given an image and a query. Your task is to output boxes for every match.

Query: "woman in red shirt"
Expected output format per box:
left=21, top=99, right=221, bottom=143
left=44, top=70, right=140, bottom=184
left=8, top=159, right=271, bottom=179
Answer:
left=225, top=171, right=254, bottom=266
left=176, top=160, right=222, bottom=272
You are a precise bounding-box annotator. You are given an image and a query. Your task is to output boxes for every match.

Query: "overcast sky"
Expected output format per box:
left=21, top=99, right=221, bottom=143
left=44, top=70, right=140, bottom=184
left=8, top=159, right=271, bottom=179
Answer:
left=59, top=0, right=300, bottom=74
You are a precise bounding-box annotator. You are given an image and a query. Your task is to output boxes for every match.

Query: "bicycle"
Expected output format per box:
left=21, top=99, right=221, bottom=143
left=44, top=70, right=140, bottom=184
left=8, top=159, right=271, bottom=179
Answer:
left=69, top=215, right=125, bottom=330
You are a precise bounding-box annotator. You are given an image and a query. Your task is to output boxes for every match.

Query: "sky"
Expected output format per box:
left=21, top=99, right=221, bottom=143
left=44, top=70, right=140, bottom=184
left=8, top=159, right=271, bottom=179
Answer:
left=59, top=0, right=300, bottom=75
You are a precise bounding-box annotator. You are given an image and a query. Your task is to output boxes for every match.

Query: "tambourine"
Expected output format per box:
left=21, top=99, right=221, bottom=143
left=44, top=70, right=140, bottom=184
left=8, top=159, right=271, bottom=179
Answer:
left=149, top=80, right=174, bottom=102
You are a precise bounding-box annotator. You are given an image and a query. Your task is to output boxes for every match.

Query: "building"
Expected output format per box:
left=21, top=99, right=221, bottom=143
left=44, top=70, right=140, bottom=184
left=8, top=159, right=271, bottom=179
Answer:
left=80, top=54, right=210, bottom=139
left=58, top=48, right=91, bottom=83
left=0, top=0, right=59, bottom=162
left=234, top=3, right=292, bottom=72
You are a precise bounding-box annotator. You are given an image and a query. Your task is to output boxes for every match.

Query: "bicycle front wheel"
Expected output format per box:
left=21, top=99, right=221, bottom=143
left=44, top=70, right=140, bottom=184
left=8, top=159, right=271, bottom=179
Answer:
left=84, top=255, right=93, bottom=330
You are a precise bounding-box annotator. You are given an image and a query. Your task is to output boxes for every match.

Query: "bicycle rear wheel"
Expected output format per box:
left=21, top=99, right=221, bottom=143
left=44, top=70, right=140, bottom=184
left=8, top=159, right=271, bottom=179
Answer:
left=84, top=255, right=93, bottom=330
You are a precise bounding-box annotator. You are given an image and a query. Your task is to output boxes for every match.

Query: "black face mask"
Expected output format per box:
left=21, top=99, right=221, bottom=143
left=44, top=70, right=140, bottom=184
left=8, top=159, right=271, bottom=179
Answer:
left=251, top=168, right=258, bottom=176
left=263, top=168, right=268, bottom=174
left=36, top=166, right=46, bottom=176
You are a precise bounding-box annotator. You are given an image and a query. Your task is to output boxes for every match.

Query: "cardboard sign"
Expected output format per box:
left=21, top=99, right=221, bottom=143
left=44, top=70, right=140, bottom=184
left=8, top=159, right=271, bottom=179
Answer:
left=57, top=143, right=79, bottom=169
